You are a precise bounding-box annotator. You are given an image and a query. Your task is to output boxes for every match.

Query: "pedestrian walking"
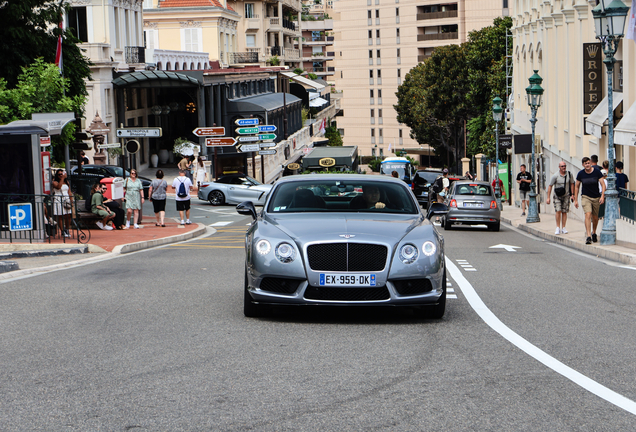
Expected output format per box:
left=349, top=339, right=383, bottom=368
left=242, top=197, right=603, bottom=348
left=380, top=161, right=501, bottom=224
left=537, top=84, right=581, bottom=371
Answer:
left=172, top=169, right=193, bottom=225
left=574, top=156, right=605, bottom=244
left=149, top=169, right=168, bottom=227
left=51, top=169, right=73, bottom=237
left=491, top=177, right=507, bottom=201
left=516, top=164, right=531, bottom=216
left=616, top=161, right=629, bottom=190
left=196, top=156, right=206, bottom=189
left=436, top=169, right=450, bottom=203
left=124, top=169, right=144, bottom=229
left=546, top=162, right=575, bottom=235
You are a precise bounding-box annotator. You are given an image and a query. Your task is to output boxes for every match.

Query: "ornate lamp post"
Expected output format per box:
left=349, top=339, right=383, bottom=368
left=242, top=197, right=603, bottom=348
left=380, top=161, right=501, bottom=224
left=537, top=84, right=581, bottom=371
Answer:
left=492, top=96, right=503, bottom=206
left=593, top=0, right=629, bottom=245
left=525, top=71, right=544, bottom=223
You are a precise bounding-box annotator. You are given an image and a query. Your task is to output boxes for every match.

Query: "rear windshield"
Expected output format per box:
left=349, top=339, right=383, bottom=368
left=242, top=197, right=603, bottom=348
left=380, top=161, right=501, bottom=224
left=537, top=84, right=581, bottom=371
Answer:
left=455, top=184, right=492, bottom=196
left=415, top=171, right=440, bottom=184
left=267, top=180, right=418, bottom=214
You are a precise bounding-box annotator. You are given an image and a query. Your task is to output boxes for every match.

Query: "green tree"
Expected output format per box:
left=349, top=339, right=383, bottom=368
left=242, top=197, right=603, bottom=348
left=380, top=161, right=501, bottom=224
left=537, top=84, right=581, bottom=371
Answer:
left=465, top=16, right=512, bottom=158
left=0, top=0, right=91, bottom=98
left=395, top=44, right=470, bottom=168
left=325, top=125, right=343, bottom=146
left=0, top=59, right=87, bottom=163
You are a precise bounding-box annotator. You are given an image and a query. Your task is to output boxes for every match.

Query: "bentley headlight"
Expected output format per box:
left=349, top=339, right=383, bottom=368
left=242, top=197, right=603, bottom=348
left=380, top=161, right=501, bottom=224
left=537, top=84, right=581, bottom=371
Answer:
left=256, top=239, right=271, bottom=255
left=399, top=244, right=419, bottom=264
left=275, top=242, right=296, bottom=263
left=422, top=241, right=436, bottom=256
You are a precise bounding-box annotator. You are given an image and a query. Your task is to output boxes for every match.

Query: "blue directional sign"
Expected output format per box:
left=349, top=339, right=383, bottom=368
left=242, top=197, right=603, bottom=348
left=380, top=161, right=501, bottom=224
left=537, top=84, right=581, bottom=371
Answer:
left=235, top=118, right=259, bottom=126
left=258, top=125, right=277, bottom=133
left=8, top=203, right=33, bottom=231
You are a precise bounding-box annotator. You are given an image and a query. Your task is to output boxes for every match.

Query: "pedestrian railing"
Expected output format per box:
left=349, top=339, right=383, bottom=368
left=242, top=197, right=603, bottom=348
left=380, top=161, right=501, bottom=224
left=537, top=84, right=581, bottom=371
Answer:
left=0, top=193, right=88, bottom=244
left=619, top=188, right=635, bottom=222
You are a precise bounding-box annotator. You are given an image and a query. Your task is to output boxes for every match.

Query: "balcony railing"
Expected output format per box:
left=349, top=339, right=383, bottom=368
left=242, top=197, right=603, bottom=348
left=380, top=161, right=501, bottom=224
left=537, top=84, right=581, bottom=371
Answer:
left=228, top=51, right=259, bottom=64
left=416, top=10, right=458, bottom=20
left=417, top=32, right=458, bottom=41
left=125, top=46, right=146, bottom=64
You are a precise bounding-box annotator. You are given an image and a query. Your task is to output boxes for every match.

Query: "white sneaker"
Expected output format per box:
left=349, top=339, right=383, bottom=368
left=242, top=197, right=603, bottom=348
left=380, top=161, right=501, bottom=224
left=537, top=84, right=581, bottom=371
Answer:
left=125, top=222, right=130, bottom=229
left=555, top=227, right=561, bottom=235
left=186, top=219, right=192, bottom=225
left=180, top=220, right=185, bottom=225
left=96, top=221, right=105, bottom=230
left=134, top=224, right=140, bottom=229
left=561, top=227, right=568, bottom=234
left=104, top=225, right=114, bottom=230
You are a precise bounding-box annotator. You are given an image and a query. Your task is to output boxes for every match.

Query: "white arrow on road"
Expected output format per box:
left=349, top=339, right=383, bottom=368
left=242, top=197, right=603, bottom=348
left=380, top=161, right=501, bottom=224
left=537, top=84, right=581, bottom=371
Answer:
left=489, top=244, right=521, bottom=252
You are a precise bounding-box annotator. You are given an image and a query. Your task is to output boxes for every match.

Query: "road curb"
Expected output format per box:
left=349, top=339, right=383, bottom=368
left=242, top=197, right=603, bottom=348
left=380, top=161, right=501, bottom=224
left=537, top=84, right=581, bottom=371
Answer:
left=0, top=245, right=89, bottom=260
left=112, top=223, right=208, bottom=254
left=502, top=216, right=636, bottom=266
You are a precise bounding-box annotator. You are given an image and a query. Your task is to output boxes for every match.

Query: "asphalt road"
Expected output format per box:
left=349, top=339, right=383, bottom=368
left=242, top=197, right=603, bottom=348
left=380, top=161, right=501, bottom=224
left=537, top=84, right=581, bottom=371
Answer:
left=1, top=216, right=635, bottom=430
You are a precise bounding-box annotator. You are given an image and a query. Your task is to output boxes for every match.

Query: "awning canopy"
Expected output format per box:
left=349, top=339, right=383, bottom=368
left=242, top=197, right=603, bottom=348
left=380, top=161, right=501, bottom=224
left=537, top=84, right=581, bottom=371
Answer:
left=585, top=92, right=623, bottom=138
left=226, top=92, right=301, bottom=114
left=302, top=146, right=358, bottom=168
left=614, top=99, right=636, bottom=146
left=309, top=97, right=328, bottom=108
left=112, top=70, right=201, bottom=88
left=281, top=71, right=325, bottom=90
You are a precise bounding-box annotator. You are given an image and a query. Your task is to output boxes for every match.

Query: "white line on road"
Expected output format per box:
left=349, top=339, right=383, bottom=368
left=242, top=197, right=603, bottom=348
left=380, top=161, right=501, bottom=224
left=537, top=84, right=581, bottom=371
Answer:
left=209, top=221, right=233, bottom=227
left=446, top=257, right=636, bottom=416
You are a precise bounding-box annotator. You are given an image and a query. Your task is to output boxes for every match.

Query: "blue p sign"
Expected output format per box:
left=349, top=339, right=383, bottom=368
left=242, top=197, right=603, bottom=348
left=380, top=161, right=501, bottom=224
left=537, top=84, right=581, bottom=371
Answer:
left=9, top=203, right=33, bottom=231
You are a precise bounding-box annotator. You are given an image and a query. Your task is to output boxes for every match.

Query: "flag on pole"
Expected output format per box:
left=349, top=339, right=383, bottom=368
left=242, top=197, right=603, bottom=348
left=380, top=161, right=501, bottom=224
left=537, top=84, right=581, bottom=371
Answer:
left=627, top=0, right=636, bottom=41
left=55, top=19, right=63, bottom=75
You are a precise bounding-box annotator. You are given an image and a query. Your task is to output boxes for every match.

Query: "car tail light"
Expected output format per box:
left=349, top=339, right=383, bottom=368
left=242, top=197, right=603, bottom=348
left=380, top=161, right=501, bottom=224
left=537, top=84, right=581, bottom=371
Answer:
left=490, top=201, right=497, bottom=209
left=411, top=183, right=415, bottom=190
left=450, top=199, right=457, bottom=208
left=200, top=183, right=210, bottom=188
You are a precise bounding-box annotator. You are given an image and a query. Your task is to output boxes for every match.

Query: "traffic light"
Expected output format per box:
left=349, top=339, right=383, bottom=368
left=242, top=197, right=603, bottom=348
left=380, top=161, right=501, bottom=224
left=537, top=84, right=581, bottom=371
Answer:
left=72, top=132, right=92, bottom=150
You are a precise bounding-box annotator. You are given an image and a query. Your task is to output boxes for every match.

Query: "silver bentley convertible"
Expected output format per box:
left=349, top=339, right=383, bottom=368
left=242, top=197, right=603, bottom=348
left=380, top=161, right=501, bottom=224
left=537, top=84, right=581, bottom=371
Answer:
left=237, top=174, right=450, bottom=318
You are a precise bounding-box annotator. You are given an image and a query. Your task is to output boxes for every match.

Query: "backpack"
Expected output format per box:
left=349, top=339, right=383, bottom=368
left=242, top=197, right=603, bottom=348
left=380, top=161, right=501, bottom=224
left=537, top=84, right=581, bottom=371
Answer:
left=432, top=176, right=443, bottom=193
left=177, top=178, right=188, bottom=198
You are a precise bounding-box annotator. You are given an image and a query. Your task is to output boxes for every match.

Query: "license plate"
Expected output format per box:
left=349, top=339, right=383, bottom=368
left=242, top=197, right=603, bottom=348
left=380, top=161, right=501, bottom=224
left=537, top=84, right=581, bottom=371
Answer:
left=464, top=202, right=483, bottom=208
left=320, top=274, right=376, bottom=286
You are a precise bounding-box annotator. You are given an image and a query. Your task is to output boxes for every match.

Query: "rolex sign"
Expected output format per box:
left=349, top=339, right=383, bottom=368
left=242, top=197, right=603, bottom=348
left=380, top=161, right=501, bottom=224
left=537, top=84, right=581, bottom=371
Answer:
left=318, top=158, right=336, bottom=167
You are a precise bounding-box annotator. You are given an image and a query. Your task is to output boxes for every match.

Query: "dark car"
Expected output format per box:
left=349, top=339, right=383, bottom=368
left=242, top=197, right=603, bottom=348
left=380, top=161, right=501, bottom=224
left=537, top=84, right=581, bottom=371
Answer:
left=412, top=170, right=443, bottom=208
left=70, top=165, right=151, bottom=199
left=425, top=173, right=467, bottom=209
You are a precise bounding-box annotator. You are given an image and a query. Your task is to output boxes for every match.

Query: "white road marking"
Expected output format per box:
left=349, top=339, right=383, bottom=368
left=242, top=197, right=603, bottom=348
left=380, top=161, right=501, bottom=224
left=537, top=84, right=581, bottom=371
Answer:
left=489, top=244, right=521, bottom=252
left=447, top=294, right=458, bottom=299
left=209, top=221, right=233, bottom=227
left=446, top=257, right=636, bottom=415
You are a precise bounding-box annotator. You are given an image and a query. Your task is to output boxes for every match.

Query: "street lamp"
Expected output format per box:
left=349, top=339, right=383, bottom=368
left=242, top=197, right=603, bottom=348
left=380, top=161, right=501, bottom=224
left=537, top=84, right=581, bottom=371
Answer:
left=525, top=70, right=544, bottom=223
left=374, top=144, right=378, bottom=160
left=593, top=0, right=629, bottom=245
left=492, top=96, right=503, bottom=206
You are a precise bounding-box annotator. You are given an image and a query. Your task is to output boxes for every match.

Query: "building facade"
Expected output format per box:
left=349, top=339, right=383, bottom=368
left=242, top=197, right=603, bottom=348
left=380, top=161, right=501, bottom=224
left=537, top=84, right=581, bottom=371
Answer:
left=332, top=0, right=507, bottom=160
left=511, top=0, right=635, bottom=232
left=298, top=0, right=335, bottom=81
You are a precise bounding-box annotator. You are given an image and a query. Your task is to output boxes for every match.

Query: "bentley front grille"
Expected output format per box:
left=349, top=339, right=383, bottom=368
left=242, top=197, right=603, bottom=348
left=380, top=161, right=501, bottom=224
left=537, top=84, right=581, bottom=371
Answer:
left=307, top=243, right=387, bottom=272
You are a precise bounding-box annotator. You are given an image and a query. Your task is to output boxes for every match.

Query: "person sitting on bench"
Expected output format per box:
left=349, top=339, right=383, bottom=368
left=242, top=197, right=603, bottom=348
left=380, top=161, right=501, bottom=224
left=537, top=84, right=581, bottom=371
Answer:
left=91, top=183, right=116, bottom=230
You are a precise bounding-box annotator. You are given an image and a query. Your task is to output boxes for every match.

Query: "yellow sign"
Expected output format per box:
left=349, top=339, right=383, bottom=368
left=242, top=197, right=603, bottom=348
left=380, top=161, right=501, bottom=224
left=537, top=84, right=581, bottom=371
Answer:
left=318, top=157, right=336, bottom=167
left=287, top=163, right=301, bottom=170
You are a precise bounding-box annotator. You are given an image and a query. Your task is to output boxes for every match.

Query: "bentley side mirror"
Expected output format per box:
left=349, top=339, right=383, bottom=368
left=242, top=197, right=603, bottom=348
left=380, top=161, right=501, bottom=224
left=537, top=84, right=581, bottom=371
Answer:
left=426, top=202, right=449, bottom=220
left=237, top=201, right=257, bottom=220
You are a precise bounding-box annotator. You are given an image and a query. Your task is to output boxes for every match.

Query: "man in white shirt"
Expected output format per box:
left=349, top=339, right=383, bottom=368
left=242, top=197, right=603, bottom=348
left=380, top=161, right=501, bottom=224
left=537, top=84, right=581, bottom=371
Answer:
left=171, top=169, right=194, bottom=225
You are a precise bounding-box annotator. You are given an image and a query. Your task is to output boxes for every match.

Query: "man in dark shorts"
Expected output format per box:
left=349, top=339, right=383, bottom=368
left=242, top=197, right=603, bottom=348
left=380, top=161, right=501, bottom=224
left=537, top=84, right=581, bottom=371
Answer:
left=516, top=164, right=531, bottom=216
left=171, top=169, right=194, bottom=225
left=574, top=156, right=605, bottom=244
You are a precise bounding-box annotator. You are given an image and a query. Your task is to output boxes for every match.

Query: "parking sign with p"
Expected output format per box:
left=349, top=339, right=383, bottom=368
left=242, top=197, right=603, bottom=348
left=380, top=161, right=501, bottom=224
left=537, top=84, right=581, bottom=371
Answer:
left=9, top=203, right=33, bottom=231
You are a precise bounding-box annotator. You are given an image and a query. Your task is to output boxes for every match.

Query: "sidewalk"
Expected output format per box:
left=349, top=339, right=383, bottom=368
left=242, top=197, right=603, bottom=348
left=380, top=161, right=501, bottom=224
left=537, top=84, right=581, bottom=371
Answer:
left=500, top=204, right=636, bottom=266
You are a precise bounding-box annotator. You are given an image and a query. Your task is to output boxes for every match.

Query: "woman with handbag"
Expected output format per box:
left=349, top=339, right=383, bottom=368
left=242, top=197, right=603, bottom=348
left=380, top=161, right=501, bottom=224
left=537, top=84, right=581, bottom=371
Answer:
left=51, top=169, right=73, bottom=238
left=124, top=169, right=144, bottom=229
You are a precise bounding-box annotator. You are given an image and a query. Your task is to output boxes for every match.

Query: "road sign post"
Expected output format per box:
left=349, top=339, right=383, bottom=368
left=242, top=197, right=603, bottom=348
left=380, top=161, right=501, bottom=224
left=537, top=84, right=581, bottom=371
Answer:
left=193, top=127, right=225, bottom=137
left=8, top=203, right=33, bottom=231
left=259, top=142, right=276, bottom=148
left=116, top=127, right=162, bottom=138
left=235, top=118, right=260, bottom=126
left=236, top=144, right=261, bottom=153
left=236, top=127, right=259, bottom=135
left=259, top=149, right=277, bottom=155
left=205, top=137, right=237, bottom=147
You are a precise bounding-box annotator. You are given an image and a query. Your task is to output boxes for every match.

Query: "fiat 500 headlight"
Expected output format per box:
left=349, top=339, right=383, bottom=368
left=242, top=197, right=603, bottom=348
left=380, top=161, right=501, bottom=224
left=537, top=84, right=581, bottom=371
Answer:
left=275, top=242, right=296, bottom=263
left=399, top=244, right=419, bottom=264
left=256, top=239, right=271, bottom=255
left=422, top=241, right=436, bottom=256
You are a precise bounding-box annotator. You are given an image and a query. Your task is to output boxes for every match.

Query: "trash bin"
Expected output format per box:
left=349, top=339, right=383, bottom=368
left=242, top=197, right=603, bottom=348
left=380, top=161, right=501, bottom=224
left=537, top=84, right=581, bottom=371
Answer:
left=100, top=177, right=124, bottom=200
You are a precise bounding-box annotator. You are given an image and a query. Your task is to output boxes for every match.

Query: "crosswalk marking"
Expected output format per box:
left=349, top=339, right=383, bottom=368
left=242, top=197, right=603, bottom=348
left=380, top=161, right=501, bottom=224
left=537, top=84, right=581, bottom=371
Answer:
left=210, top=221, right=233, bottom=226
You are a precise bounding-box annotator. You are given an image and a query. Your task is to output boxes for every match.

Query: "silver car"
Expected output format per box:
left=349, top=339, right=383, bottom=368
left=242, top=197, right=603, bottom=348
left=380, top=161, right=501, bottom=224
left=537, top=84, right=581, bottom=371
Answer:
left=237, top=174, right=450, bottom=318
left=442, top=180, right=501, bottom=231
left=198, top=173, right=272, bottom=206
